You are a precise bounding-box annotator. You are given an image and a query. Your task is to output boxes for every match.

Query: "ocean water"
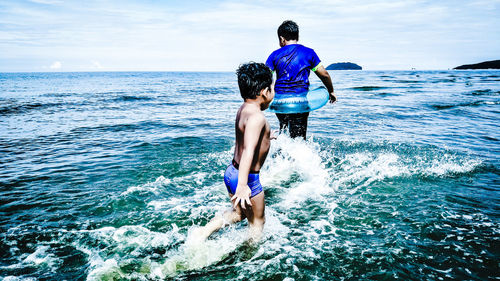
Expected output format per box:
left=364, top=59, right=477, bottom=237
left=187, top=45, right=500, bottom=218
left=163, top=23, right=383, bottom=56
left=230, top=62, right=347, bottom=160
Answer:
left=0, top=70, right=499, bottom=280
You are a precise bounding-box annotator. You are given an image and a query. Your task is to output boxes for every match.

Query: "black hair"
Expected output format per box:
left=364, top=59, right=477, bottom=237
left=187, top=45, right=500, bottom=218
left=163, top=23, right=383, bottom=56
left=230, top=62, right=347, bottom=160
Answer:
left=277, top=20, right=299, bottom=41
left=236, top=62, right=272, bottom=100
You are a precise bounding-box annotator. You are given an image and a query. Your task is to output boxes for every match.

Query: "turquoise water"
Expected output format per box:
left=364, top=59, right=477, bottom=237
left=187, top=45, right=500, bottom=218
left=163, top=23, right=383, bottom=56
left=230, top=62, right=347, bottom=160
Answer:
left=0, top=71, right=499, bottom=280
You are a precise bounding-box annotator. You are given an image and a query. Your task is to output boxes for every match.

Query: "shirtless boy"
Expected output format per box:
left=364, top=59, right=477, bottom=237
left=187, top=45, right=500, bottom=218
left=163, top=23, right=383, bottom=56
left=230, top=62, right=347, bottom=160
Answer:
left=194, top=62, right=274, bottom=242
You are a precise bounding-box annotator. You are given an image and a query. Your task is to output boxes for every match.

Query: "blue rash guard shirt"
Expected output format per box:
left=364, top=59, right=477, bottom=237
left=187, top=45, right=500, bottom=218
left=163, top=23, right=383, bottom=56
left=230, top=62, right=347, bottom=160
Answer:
left=266, top=44, right=322, bottom=98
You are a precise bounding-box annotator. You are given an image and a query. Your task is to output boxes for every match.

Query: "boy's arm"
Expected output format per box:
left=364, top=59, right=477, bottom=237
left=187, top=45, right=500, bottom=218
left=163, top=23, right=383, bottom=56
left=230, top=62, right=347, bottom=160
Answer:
left=231, top=114, right=265, bottom=209
left=314, top=65, right=336, bottom=103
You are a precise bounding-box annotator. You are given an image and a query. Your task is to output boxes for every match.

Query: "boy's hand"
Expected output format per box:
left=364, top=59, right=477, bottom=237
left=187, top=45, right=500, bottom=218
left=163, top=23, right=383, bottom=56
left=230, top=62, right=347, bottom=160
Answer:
left=329, top=92, right=337, bottom=103
left=231, top=184, right=252, bottom=209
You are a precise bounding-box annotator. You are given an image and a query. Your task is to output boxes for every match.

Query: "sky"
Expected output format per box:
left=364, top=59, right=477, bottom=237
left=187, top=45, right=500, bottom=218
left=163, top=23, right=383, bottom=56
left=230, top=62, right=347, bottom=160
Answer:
left=0, top=0, right=499, bottom=72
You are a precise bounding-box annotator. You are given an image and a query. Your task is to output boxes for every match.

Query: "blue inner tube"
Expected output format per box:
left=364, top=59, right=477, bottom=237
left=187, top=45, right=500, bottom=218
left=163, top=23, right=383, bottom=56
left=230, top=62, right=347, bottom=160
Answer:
left=267, top=86, right=329, bottom=114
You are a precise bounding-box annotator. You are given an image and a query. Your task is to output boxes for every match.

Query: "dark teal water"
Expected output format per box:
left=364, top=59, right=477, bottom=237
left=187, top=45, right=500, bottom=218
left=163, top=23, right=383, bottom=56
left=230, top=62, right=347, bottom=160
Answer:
left=0, top=71, right=499, bottom=280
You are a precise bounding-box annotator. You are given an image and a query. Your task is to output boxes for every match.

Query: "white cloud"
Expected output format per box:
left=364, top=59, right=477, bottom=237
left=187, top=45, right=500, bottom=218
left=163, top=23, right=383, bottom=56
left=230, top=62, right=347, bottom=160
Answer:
left=29, top=0, right=63, bottom=4
left=91, top=60, right=103, bottom=69
left=0, top=0, right=498, bottom=71
left=50, top=61, right=61, bottom=69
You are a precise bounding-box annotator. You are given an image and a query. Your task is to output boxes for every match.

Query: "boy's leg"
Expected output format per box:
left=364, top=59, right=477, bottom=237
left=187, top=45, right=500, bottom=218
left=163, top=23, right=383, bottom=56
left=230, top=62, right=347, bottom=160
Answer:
left=276, top=113, right=309, bottom=139
left=288, top=112, right=309, bottom=139
left=276, top=113, right=289, bottom=133
left=242, top=192, right=265, bottom=242
left=193, top=196, right=246, bottom=240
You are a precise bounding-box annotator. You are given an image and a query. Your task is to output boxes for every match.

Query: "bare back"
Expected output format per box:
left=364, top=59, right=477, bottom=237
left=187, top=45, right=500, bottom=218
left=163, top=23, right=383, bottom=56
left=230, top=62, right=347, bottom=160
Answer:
left=233, top=103, right=271, bottom=172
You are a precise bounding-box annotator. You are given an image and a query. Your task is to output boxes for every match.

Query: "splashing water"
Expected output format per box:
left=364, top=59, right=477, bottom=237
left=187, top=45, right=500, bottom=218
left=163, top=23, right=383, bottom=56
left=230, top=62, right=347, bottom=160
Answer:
left=1, top=71, right=498, bottom=280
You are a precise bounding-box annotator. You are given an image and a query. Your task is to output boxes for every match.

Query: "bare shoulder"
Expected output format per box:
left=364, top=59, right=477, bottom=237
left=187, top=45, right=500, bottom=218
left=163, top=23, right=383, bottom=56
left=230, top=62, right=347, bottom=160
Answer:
left=239, top=110, right=265, bottom=137
left=246, top=110, right=266, bottom=127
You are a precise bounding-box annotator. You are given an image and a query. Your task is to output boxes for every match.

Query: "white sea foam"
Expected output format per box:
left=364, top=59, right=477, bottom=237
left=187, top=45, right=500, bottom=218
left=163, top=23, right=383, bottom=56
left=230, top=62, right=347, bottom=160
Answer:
left=330, top=148, right=481, bottom=195
left=146, top=177, right=229, bottom=224
left=80, top=224, right=183, bottom=281
left=86, top=224, right=182, bottom=252
left=262, top=135, right=332, bottom=204
left=161, top=207, right=290, bottom=277
left=86, top=258, right=124, bottom=281
left=149, top=227, right=247, bottom=279
left=83, top=136, right=485, bottom=279
left=147, top=197, right=184, bottom=210
left=2, top=277, right=37, bottom=281
left=121, top=175, right=171, bottom=195
left=422, top=155, right=481, bottom=176
left=21, top=245, right=61, bottom=271
left=0, top=244, right=63, bottom=278
left=122, top=170, right=221, bottom=197
left=78, top=206, right=291, bottom=280
left=335, top=152, right=409, bottom=194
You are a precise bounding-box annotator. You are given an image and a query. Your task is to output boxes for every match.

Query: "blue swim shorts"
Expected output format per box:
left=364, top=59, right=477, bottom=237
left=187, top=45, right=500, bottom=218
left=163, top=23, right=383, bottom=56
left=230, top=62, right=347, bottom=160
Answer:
left=224, top=160, right=263, bottom=198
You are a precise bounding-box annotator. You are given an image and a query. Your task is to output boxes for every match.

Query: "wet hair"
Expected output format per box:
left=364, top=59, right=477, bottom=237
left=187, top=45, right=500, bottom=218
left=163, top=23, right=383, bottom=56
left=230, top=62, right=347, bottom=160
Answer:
left=236, top=62, right=272, bottom=100
left=278, top=20, right=299, bottom=41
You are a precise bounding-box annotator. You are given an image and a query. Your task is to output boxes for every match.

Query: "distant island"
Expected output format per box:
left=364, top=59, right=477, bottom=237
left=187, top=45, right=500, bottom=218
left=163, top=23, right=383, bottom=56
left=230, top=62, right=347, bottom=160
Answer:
left=454, top=60, right=500, bottom=70
left=326, top=62, right=362, bottom=70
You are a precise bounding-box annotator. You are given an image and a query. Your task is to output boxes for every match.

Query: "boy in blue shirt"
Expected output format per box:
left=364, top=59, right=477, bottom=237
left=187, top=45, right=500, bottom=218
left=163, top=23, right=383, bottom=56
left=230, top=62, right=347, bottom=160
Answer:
left=266, top=20, right=336, bottom=139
